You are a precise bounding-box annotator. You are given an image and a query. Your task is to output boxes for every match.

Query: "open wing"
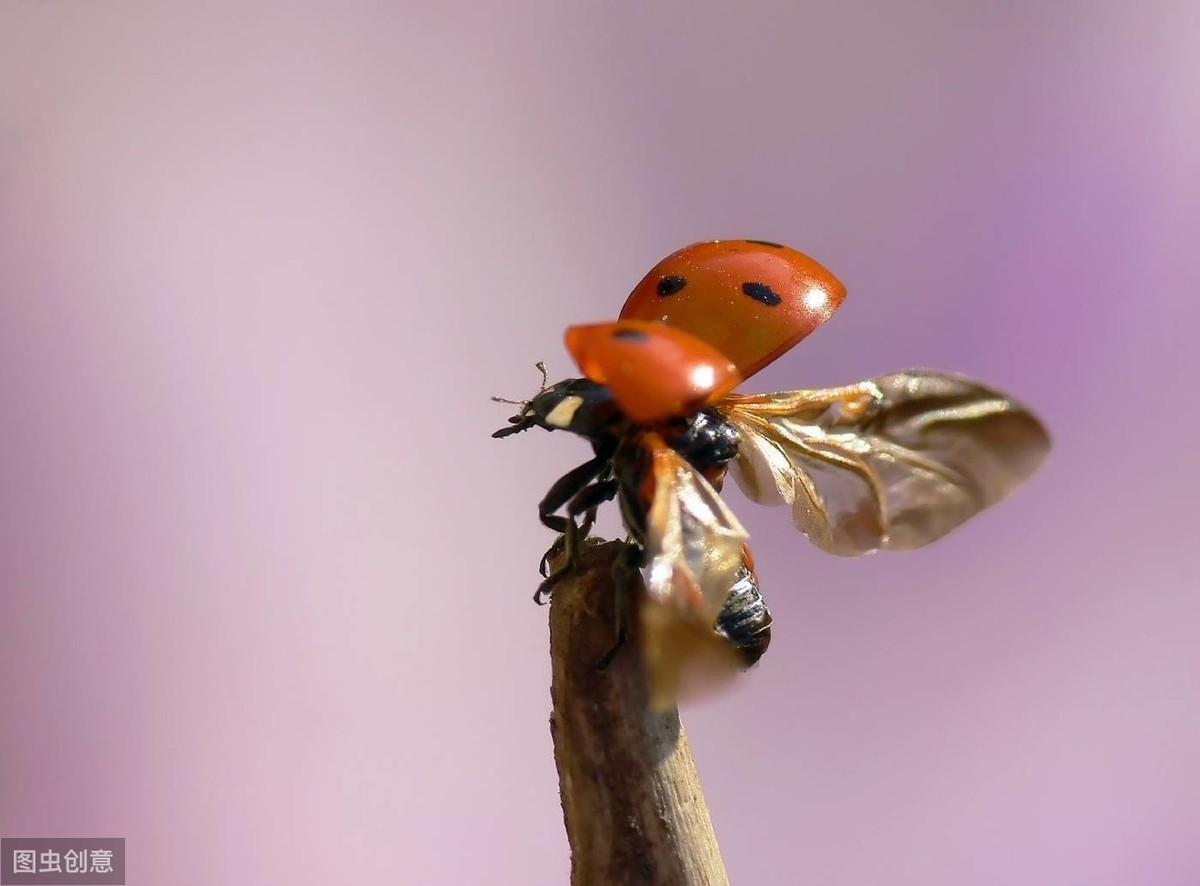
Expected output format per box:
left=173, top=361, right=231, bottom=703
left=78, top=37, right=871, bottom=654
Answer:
left=721, top=371, right=1050, bottom=556
left=637, top=433, right=748, bottom=708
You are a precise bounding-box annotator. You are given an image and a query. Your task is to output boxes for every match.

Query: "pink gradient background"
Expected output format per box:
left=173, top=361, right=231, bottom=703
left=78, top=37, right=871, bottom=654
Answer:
left=1, top=3, right=1196, bottom=884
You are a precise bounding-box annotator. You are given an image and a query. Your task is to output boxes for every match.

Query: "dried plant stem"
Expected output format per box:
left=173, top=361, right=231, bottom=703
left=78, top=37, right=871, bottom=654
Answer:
left=548, top=539, right=730, bottom=886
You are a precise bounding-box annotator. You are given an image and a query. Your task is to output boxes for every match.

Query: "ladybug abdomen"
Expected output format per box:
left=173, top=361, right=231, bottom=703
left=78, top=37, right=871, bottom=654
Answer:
left=714, top=563, right=773, bottom=667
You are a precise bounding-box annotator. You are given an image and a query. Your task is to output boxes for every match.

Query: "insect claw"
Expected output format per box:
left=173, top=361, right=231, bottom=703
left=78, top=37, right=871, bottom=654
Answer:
left=539, top=536, right=567, bottom=577
left=533, top=570, right=566, bottom=604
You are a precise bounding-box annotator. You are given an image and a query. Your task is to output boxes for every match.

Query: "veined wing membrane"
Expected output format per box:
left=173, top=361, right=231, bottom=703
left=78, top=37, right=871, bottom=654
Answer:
left=637, top=433, right=747, bottom=707
left=722, top=371, right=1051, bottom=556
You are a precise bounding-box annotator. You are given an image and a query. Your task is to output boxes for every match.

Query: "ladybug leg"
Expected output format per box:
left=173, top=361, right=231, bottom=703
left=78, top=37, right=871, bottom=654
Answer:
left=538, top=543, right=563, bottom=579
left=533, top=456, right=612, bottom=577
left=537, top=455, right=610, bottom=534
left=535, top=458, right=609, bottom=577
left=568, top=478, right=619, bottom=536
left=534, top=477, right=620, bottom=604
left=593, top=541, right=643, bottom=670
left=573, top=506, right=598, bottom=548
left=541, top=474, right=620, bottom=571
left=534, top=518, right=583, bottom=604
left=540, top=506, right=604, bottom=578
left=540, top=500, right=605, bottom=579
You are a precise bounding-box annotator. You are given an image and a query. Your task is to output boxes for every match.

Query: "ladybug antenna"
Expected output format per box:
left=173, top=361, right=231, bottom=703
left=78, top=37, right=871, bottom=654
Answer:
left=491, top=362, right=552, bottom=438
left=490, top=361, right=549, bottom=407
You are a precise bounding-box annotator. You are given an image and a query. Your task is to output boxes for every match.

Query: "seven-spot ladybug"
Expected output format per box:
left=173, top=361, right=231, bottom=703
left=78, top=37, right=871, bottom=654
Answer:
left=494, top=240, right=1050, bottom=706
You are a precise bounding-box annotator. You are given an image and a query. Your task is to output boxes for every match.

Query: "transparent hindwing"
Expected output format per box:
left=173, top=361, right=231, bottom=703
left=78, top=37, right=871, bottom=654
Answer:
left=637, top=433, right=748, bottom=707
left=721, top=370, right=1051, bottom=556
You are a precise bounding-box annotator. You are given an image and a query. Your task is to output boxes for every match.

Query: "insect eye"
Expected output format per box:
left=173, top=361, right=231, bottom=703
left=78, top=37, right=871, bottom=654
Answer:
left=741, top=281, right=782, bottom=306
left=656, top=275, right=687, bottom=296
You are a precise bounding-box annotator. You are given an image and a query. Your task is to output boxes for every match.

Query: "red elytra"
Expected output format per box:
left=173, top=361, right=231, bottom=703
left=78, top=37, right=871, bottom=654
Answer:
left=564, top=320, right=741, bottom=424
left=620, top=240, right=847, bottom=379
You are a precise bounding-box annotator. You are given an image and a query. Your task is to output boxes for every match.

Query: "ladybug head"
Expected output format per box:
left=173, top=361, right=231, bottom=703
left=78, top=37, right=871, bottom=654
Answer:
left=492, top=376, right=619, bottom=441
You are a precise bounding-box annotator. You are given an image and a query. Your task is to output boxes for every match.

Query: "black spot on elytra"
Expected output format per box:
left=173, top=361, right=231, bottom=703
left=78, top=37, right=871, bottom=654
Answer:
left=656, top=275, right=687, bottom=296
left=742, top=281, right=782, bottom=306
left=613, top=328, right=649, bottom=342
left=746, top=239, right=785, bottom=249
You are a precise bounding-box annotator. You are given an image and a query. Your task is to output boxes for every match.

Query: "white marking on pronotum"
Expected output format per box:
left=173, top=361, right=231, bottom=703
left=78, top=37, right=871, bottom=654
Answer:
left=545, top=394, right=585, bottom=428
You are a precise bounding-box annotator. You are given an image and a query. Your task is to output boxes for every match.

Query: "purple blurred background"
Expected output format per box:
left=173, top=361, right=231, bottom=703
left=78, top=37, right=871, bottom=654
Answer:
left=1, top=3, right=1196, bottom=884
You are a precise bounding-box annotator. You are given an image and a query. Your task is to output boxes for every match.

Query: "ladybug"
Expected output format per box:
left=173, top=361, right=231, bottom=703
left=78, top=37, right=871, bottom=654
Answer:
left=494, top=240, right=1050, bottom=706
left=494, top=354, right=773, bottom=690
